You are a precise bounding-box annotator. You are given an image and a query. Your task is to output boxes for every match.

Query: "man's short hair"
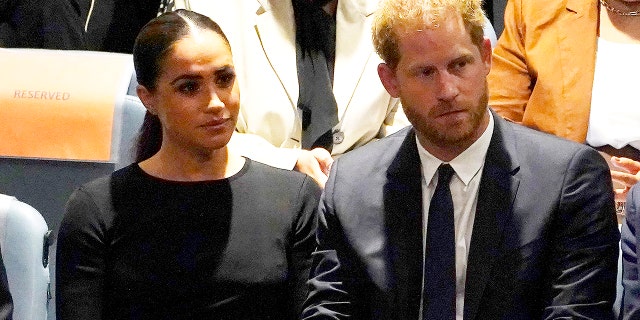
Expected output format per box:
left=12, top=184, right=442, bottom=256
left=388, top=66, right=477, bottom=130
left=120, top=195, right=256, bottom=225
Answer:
left=372, top=0, right=486, bottom=69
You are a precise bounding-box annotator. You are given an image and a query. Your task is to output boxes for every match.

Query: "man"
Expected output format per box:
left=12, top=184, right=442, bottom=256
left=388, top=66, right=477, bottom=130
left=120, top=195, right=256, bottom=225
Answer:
left=301, top=0, right=620, bottom=319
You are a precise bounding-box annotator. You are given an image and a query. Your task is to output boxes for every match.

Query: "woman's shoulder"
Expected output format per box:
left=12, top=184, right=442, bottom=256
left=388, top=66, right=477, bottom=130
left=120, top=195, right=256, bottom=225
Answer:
left=242, top=159, right=321, bottom=195
left=75, top=164, right=137, bottom=193
left=68, top=164, right=143, bottom=210
left=244, top=158, right=307, bottom=180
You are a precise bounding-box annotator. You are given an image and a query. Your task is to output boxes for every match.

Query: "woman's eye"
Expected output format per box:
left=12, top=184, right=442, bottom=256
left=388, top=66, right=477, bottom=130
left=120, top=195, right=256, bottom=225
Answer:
left=216, top=72, right=236, bottom=88
left=178, top=82, right=199, bottom=94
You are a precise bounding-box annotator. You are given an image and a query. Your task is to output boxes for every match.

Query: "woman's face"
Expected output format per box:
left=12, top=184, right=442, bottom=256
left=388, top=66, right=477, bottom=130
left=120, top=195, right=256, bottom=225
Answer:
left=139, top=29, right=240, bottom=154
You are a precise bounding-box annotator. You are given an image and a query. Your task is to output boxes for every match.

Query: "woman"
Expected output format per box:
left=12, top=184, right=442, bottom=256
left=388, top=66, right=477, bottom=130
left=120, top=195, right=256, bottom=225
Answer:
left=487, top=0, right=640, bottom=204
left=55, top=10, right=321, bottom=319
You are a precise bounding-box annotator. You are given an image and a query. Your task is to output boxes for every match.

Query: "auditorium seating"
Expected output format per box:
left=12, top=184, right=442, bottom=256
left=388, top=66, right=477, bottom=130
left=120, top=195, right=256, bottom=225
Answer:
left=0, top=194, right=50, bottom=320
left=0, top=48, right=145, bottom=319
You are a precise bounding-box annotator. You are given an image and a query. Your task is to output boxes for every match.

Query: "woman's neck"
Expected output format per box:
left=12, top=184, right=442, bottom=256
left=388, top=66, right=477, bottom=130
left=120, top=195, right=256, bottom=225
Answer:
left=600, top=0, right=640, bottom=43
left=139, top=145, right=245, bottom=181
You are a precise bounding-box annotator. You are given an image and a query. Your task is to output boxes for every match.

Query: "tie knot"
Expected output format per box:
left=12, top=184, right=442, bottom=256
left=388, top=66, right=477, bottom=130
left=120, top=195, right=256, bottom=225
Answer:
left=437, top=164, right=455, bottom=185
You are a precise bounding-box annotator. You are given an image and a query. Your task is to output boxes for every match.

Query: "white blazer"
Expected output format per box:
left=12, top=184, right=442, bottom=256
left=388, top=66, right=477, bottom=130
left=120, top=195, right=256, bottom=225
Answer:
left=173, top=0, right=409, bottom=169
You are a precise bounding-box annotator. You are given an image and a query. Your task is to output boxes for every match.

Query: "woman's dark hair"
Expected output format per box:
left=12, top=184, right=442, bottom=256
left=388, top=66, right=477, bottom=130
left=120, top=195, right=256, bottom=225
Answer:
left=132, top=9, right=230, bottom=162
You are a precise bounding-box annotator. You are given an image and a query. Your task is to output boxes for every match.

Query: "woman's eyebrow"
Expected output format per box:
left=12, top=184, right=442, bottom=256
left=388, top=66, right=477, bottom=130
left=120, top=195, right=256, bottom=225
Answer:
left=170, top=74, right=202, bottom=85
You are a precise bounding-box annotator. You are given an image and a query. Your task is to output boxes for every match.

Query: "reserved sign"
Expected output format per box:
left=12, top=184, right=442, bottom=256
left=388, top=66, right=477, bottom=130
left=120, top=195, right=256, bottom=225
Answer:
left=0, top=49, right=133, bottom=161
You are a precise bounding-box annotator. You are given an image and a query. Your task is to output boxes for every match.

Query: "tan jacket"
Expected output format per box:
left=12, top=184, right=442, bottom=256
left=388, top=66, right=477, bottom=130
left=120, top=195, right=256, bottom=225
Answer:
left=488, top=0, right=599, bottom=143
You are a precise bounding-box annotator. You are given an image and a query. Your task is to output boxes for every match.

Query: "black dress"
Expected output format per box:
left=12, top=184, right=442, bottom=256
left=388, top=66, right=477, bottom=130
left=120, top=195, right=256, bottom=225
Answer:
left=56, top=158, right=321, bottom=319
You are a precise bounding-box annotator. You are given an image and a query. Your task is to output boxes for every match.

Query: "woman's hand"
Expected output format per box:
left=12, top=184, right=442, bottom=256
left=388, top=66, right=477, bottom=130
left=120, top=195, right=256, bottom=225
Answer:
left=295, top=148, right=333, bottom=188
left=611, top=156, right=640, bottom=201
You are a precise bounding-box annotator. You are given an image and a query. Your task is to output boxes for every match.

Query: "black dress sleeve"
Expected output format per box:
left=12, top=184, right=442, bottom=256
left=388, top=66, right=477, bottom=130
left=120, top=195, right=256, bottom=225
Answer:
left=56, top=187, right=110, bottom=319
left=288, top=175, right=322, bottom=319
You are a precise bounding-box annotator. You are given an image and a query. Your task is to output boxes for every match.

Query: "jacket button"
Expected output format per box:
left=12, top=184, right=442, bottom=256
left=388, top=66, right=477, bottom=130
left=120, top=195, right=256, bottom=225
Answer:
left=333, top=130, right=344, bottom=144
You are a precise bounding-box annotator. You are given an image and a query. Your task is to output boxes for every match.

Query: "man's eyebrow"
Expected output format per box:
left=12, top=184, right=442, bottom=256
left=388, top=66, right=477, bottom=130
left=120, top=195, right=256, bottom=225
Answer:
left=451, top=53, right=474, bottom=63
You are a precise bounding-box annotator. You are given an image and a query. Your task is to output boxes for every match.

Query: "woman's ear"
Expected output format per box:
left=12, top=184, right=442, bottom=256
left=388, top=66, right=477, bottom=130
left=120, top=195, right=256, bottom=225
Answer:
left=137, top=84, right=158, bottom=115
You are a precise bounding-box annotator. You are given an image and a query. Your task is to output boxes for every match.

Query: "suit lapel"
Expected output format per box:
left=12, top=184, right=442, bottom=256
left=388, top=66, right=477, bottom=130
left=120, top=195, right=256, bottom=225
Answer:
left=384, top=128, right=423, bottom=320
left=464, top=115, right=521, bottom=320
left=333, top=0, right=376, bottom=119
left=254, top=0, right=299, bottom=108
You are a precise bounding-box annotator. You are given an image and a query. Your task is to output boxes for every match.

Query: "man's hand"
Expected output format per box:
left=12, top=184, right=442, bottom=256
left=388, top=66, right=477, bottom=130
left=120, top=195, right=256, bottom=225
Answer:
left=295, top=148, right=334, bottom=188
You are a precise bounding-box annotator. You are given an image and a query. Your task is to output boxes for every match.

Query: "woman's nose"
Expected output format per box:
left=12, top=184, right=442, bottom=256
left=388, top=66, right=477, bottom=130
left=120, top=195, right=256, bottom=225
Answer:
left=206, top=90, right=225, bottom=110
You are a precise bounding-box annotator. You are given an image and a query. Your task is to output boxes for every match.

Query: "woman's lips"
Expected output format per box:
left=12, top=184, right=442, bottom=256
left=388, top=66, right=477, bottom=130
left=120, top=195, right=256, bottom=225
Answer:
left=201, top=117, right=231, bottom=129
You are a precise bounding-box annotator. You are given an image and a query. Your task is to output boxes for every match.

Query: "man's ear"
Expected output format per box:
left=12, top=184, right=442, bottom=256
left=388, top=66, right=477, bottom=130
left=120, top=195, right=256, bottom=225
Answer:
left=377, top=63, right=400, bottom=98
left=481, top=38, right=492, bottom=75
left=136, top=84, right=158, bottom=115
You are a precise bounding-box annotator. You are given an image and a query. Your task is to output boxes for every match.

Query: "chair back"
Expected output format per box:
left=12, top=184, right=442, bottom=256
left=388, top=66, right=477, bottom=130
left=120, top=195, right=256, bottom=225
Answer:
left=0, top=194, right=50, bottom=320
left=0, top=48, right=144, bottom=234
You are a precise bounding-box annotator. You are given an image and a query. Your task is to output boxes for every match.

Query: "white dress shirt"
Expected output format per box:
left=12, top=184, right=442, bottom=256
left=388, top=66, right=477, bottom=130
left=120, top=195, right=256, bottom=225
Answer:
left=417, top=110, right=494, bottom=320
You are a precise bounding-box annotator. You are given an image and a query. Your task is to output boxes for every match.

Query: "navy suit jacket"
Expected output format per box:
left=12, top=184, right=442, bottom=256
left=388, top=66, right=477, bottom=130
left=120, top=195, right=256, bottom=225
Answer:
left=621, top=183, right=640, bottom=319
left=301, top=113, right=620, bottom=319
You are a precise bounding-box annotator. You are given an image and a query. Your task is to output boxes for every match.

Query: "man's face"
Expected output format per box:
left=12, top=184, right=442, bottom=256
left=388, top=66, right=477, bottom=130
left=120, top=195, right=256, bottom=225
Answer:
left=378, top=12, right=492, bottom=159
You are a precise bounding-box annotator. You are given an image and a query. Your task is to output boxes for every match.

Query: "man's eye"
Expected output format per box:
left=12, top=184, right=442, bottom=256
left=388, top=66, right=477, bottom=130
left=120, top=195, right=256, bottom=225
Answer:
left=419, top=68, right=436, bottom=78
left=453, top=61, right=467, bottom=69
left=451, top=58, right=472, bottom=72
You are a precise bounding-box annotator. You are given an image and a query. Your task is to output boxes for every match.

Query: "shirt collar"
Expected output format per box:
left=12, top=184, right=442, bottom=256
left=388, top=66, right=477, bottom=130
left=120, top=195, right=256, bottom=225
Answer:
left=417, top=110, right=494, bottom=186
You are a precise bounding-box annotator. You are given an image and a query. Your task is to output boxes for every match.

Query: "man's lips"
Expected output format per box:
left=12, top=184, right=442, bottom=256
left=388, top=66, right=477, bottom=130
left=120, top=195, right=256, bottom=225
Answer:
left=435, top=109, right=466, bottom=118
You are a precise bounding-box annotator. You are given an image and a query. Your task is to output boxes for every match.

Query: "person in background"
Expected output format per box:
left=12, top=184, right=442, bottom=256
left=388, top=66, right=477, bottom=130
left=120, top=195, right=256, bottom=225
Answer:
left=79, top=0, right=161, bottom=53
left=621, top=182, right=640, bottom=319
left=300, top=0, right=620, bottom=318
left=55, top=10, right=320, bottom=319
left=0, top=0, right=84, bottom=48
left=0, top=249, right=12, bottom=320
left=487, top=0, right=640, bottom=204
left=482, top=0, right=507, bottom=37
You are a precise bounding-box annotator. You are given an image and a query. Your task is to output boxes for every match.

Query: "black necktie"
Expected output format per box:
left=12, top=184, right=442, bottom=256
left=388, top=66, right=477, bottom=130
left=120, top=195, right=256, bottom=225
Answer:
left=423, top=164, right=456, bottom=320
left=294, top=2, right=338, bottom=151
